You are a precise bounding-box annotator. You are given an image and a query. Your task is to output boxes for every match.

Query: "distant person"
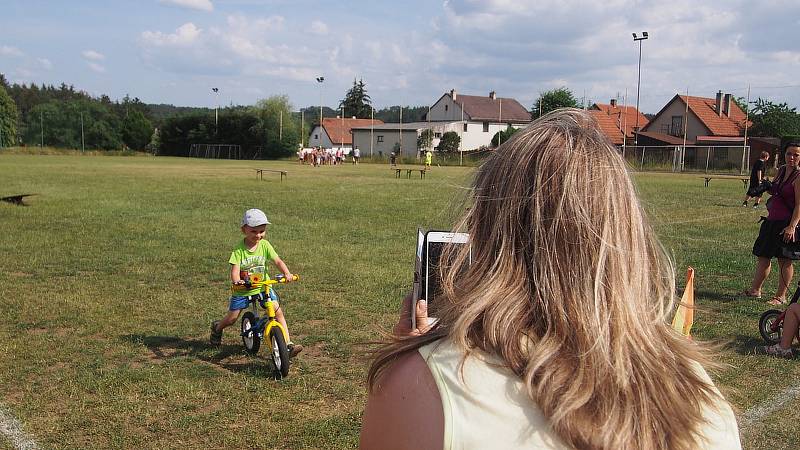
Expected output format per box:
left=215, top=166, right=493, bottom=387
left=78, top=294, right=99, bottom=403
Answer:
left=744, top=142, right=800, bottom=305
left=390, top=151, right=396, bottom=166
left=425, top=150, right=433, bottom=169
left=743, top=151, right=770, bottom=208
left=210, top=209, right=303, bottom=357
left=353, top=147, right=360, bottom=165
left=361, top=109, right=740, bottom=450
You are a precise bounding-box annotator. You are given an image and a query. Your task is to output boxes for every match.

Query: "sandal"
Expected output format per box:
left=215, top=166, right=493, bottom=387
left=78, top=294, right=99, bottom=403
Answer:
left=768, top=296, right=787, bottom=306
left=741, top=289, right=761, bottom=299
left=763, top=343, right=793, bottom=358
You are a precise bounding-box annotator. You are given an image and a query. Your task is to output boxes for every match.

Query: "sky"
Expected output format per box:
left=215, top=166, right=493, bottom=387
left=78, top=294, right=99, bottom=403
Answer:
left=1, top=0, right=799, bottom=115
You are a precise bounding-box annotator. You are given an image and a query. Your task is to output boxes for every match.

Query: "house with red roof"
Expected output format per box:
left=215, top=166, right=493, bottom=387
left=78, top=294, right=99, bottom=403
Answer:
left=588, top=99, right=649, bottom=146
left=641, top=92, right=748, bottom=145
left=308, top=117, right=384, bottom=149
left=639, top=92, right=768, bottom=171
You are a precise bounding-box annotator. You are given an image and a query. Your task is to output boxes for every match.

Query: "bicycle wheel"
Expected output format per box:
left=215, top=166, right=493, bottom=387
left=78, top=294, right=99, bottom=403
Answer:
left=759, top=309, right=783, bottom=345
left=269, top=327, right=290, bottom=379
left=241, top=312, right=261, bottom=354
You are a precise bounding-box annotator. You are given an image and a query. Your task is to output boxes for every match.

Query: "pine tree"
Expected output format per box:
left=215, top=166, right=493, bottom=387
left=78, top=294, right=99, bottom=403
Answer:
left=339, top=78, right=372, bottom=118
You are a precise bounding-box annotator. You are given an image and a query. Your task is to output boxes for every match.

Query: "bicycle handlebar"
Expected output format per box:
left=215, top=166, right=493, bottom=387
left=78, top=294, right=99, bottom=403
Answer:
left=231, top=274, right=300, bottom=292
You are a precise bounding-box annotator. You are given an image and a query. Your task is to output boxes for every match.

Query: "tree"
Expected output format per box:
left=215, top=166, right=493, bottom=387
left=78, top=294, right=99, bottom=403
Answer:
left=438, top=131, right=460, bottom=153
left=339, top=78, right=372, bottom=118
left=491, top=125, right=520, bottom=147
left=251, top=95, right=300, bottom=158
left=417, top=128, right=434, bottom=152
left=748, top=98, right=800, bottom=138
left=531, top=87, right=580, bottom=118
left=0, top=84, right=19, bottom=147
left=122, top=109, right=154, bottom=150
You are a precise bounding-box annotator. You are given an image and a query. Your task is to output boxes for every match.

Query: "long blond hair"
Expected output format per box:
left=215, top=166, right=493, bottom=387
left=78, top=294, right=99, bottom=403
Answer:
left=368, top=109, right=723, bottom=450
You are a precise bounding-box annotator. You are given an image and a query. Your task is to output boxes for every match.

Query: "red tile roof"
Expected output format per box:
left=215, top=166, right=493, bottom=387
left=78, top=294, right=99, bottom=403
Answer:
left=590, top=103, right=649, bottom=138
left=678, top=95, right=747, bottom=136
left=587, top=110, right=625, bottom=145
left=322, top=118, right=384, bottom=145
left=453, top=94, right=532, bottom=123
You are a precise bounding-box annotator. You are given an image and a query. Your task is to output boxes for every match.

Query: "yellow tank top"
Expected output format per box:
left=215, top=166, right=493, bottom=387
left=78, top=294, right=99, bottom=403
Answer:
left=418, top=339, right=741, bottom=449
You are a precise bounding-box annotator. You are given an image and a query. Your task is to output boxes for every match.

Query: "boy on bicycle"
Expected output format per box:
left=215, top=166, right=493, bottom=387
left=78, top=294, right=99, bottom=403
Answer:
left=210, top=208, right=303, bottom=357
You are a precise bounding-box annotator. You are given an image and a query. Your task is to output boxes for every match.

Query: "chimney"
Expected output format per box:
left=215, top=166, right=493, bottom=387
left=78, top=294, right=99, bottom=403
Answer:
left=489, top=91, right=496, bottom=100
left=450, top=89, right=457, bottom=101
left=722, top=93, right=732, bottom=117
left=715, top=91, right=724, bottom=117
left=610, top=98, right=617, bottom=107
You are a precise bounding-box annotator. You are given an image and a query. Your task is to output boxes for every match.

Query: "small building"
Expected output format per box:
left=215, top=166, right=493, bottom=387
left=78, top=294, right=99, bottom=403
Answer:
left=588, top=99, right=649, bottom=146
left=352, top=121, right=473, bottom=158
left=308, top=117, right=384, bottom=149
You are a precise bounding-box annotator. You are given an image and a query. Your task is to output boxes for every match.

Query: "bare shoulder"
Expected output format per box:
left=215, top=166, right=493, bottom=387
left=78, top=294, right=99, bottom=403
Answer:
left=360, top=350, right=444, bottom=450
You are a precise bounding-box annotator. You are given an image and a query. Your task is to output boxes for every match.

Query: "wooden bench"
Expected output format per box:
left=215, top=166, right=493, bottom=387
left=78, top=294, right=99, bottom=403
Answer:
left=700, top=176, right=748, bottom=187
left=393, top=167, right=427, bottom=179
left=255, top=169, right=287, bottom=182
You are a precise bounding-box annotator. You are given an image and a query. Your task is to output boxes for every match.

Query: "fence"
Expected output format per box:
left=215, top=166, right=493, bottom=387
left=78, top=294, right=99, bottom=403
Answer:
left=188, top=143, right=242, bottom=159
left=621, top=145, right=752, bottom=174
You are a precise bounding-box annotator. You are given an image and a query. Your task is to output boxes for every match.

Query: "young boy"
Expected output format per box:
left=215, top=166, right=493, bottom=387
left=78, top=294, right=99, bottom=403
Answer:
left=210, top=208, right=303, bottom=357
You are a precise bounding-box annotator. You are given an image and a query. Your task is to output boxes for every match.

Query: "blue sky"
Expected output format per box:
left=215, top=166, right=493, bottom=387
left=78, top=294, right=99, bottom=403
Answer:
left=1, top=0, right=799, bottom=114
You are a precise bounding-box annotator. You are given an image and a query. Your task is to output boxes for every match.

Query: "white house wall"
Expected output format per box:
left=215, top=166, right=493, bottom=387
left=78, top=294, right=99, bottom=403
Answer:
left=307, top=125, right=333, bottom=148
left=429, top=96, right=465, bottom=122
left=352, top=129, right=419, bottom=158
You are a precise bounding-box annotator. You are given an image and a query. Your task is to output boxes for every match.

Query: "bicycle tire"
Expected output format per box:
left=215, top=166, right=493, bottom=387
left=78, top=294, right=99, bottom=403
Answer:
left=269, top=327, right=290, bottom=379
left=759, top=309, right=783, bottom=345
left=241, top=311, right=261, bottom=355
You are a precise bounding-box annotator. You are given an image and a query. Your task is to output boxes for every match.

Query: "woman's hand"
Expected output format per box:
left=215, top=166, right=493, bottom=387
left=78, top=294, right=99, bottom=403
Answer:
left=392, top=292, right=431, bottom=337
left=783, top=225, right=797, bottom=243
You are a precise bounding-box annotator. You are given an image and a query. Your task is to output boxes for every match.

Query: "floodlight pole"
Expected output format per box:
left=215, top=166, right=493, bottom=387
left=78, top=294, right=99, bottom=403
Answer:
left=633, top=31, right=648, bottom=148
left=212, top=87, right=219, bottom=133
left=316, top=76, right=324, bottom=146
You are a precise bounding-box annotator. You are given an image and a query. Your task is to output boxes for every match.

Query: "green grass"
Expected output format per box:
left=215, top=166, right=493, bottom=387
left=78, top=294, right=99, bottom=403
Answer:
left=0, top=154, right=797, bottom=449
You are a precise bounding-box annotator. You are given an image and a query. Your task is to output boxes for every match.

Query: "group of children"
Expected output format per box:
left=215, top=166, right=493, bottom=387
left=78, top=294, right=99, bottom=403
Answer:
left=210, top=208, right=303, bottom=358
left=298, top=147, right=360, bottom=166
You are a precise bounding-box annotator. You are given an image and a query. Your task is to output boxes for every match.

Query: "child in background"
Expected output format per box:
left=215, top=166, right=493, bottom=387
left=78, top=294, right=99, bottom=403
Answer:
left=210, top=208, right=303, bottom=357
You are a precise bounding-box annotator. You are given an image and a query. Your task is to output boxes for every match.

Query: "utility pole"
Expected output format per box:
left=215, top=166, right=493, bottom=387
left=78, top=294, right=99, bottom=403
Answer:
left=80, top=112, right=85, bottom=152
left=40, top=110, right=44, bottom=147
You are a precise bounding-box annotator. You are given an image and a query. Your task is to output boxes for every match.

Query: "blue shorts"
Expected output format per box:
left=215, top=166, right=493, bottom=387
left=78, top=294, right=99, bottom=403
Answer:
left=228, top=289, right=279, bottom=311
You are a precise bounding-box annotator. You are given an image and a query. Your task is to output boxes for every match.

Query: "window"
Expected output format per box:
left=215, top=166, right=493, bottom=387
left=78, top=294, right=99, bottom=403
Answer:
left=377, top=135, right=384, bottom=143
left=434, top=132, right=442, bottom=138
left=445, top=105, right=449, bottom=112
left=314, top=134, right=318, bottom=140
left=463, top=123, right=468, bottom=132
left=670, top=116, right=683, bottom=137
left=483, top=122, right=489, bottom=132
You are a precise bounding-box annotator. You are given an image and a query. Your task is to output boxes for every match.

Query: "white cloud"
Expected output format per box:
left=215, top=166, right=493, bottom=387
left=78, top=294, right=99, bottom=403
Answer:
left=88, top=62, right=106, bottom=73
left=0, top=45, right=24, bottom=57
left=82, top=50, right=105, bottom=61
left=141, top=23, right=202, bottom=46
left=37, top=58, right=53, bottom=70
left=159, top=0, right=213, bottom=12
left=310, top=20, right=328, bottom=35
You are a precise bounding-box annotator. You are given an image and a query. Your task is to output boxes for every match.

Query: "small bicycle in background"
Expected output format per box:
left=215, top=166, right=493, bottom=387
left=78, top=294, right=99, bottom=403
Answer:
left=233, top=274, right=299, bottom=379
left=759, top=284, right=800, bottom=345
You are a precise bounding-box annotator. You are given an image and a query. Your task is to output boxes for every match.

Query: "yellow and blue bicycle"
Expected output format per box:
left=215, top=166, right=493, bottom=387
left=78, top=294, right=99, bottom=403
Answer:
left=233, top=274, right=299, bottom=379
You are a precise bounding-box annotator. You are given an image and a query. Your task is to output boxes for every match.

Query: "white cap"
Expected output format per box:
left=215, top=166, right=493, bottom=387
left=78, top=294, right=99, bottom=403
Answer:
left=241, top=208, right=270, bottom=227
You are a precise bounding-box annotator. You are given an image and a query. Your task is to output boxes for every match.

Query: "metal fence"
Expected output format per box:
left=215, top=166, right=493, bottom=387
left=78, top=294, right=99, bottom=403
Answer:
left=621, top=145, right=751, bottom=174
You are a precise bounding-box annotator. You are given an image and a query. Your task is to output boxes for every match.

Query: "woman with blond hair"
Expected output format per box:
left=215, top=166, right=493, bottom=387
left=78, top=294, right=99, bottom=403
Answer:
left=360, top=109, right=740, bottom=450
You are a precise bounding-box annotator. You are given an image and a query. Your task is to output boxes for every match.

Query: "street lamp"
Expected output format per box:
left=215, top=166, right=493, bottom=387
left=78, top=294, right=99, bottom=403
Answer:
left=212, top=87, right=219, bottom=132
left=632, top=31, right=648, bottom=148
left=316, top=76, right=324, bottom=147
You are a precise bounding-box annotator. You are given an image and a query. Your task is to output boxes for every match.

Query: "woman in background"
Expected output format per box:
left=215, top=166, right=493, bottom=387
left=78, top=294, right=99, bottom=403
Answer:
left=361, top=109, right=740, bottom=450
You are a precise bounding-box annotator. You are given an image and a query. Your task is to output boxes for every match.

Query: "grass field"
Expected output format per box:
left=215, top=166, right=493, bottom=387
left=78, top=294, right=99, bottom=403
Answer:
left=0, top=152, right=798, bottom=449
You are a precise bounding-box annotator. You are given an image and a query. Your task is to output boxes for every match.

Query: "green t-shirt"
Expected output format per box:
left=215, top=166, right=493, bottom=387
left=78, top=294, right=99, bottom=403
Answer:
left=425, top=151, right=432, bottom=164
left=229, top=239, right=279, bottom=297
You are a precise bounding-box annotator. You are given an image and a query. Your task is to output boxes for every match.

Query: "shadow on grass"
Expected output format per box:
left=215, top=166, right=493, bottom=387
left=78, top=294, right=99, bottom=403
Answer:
left=725, top=334, right=767, bottom=356
left=695, top=290, right=742, bottom=303
left=122, top=334, right=278, bottom=378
